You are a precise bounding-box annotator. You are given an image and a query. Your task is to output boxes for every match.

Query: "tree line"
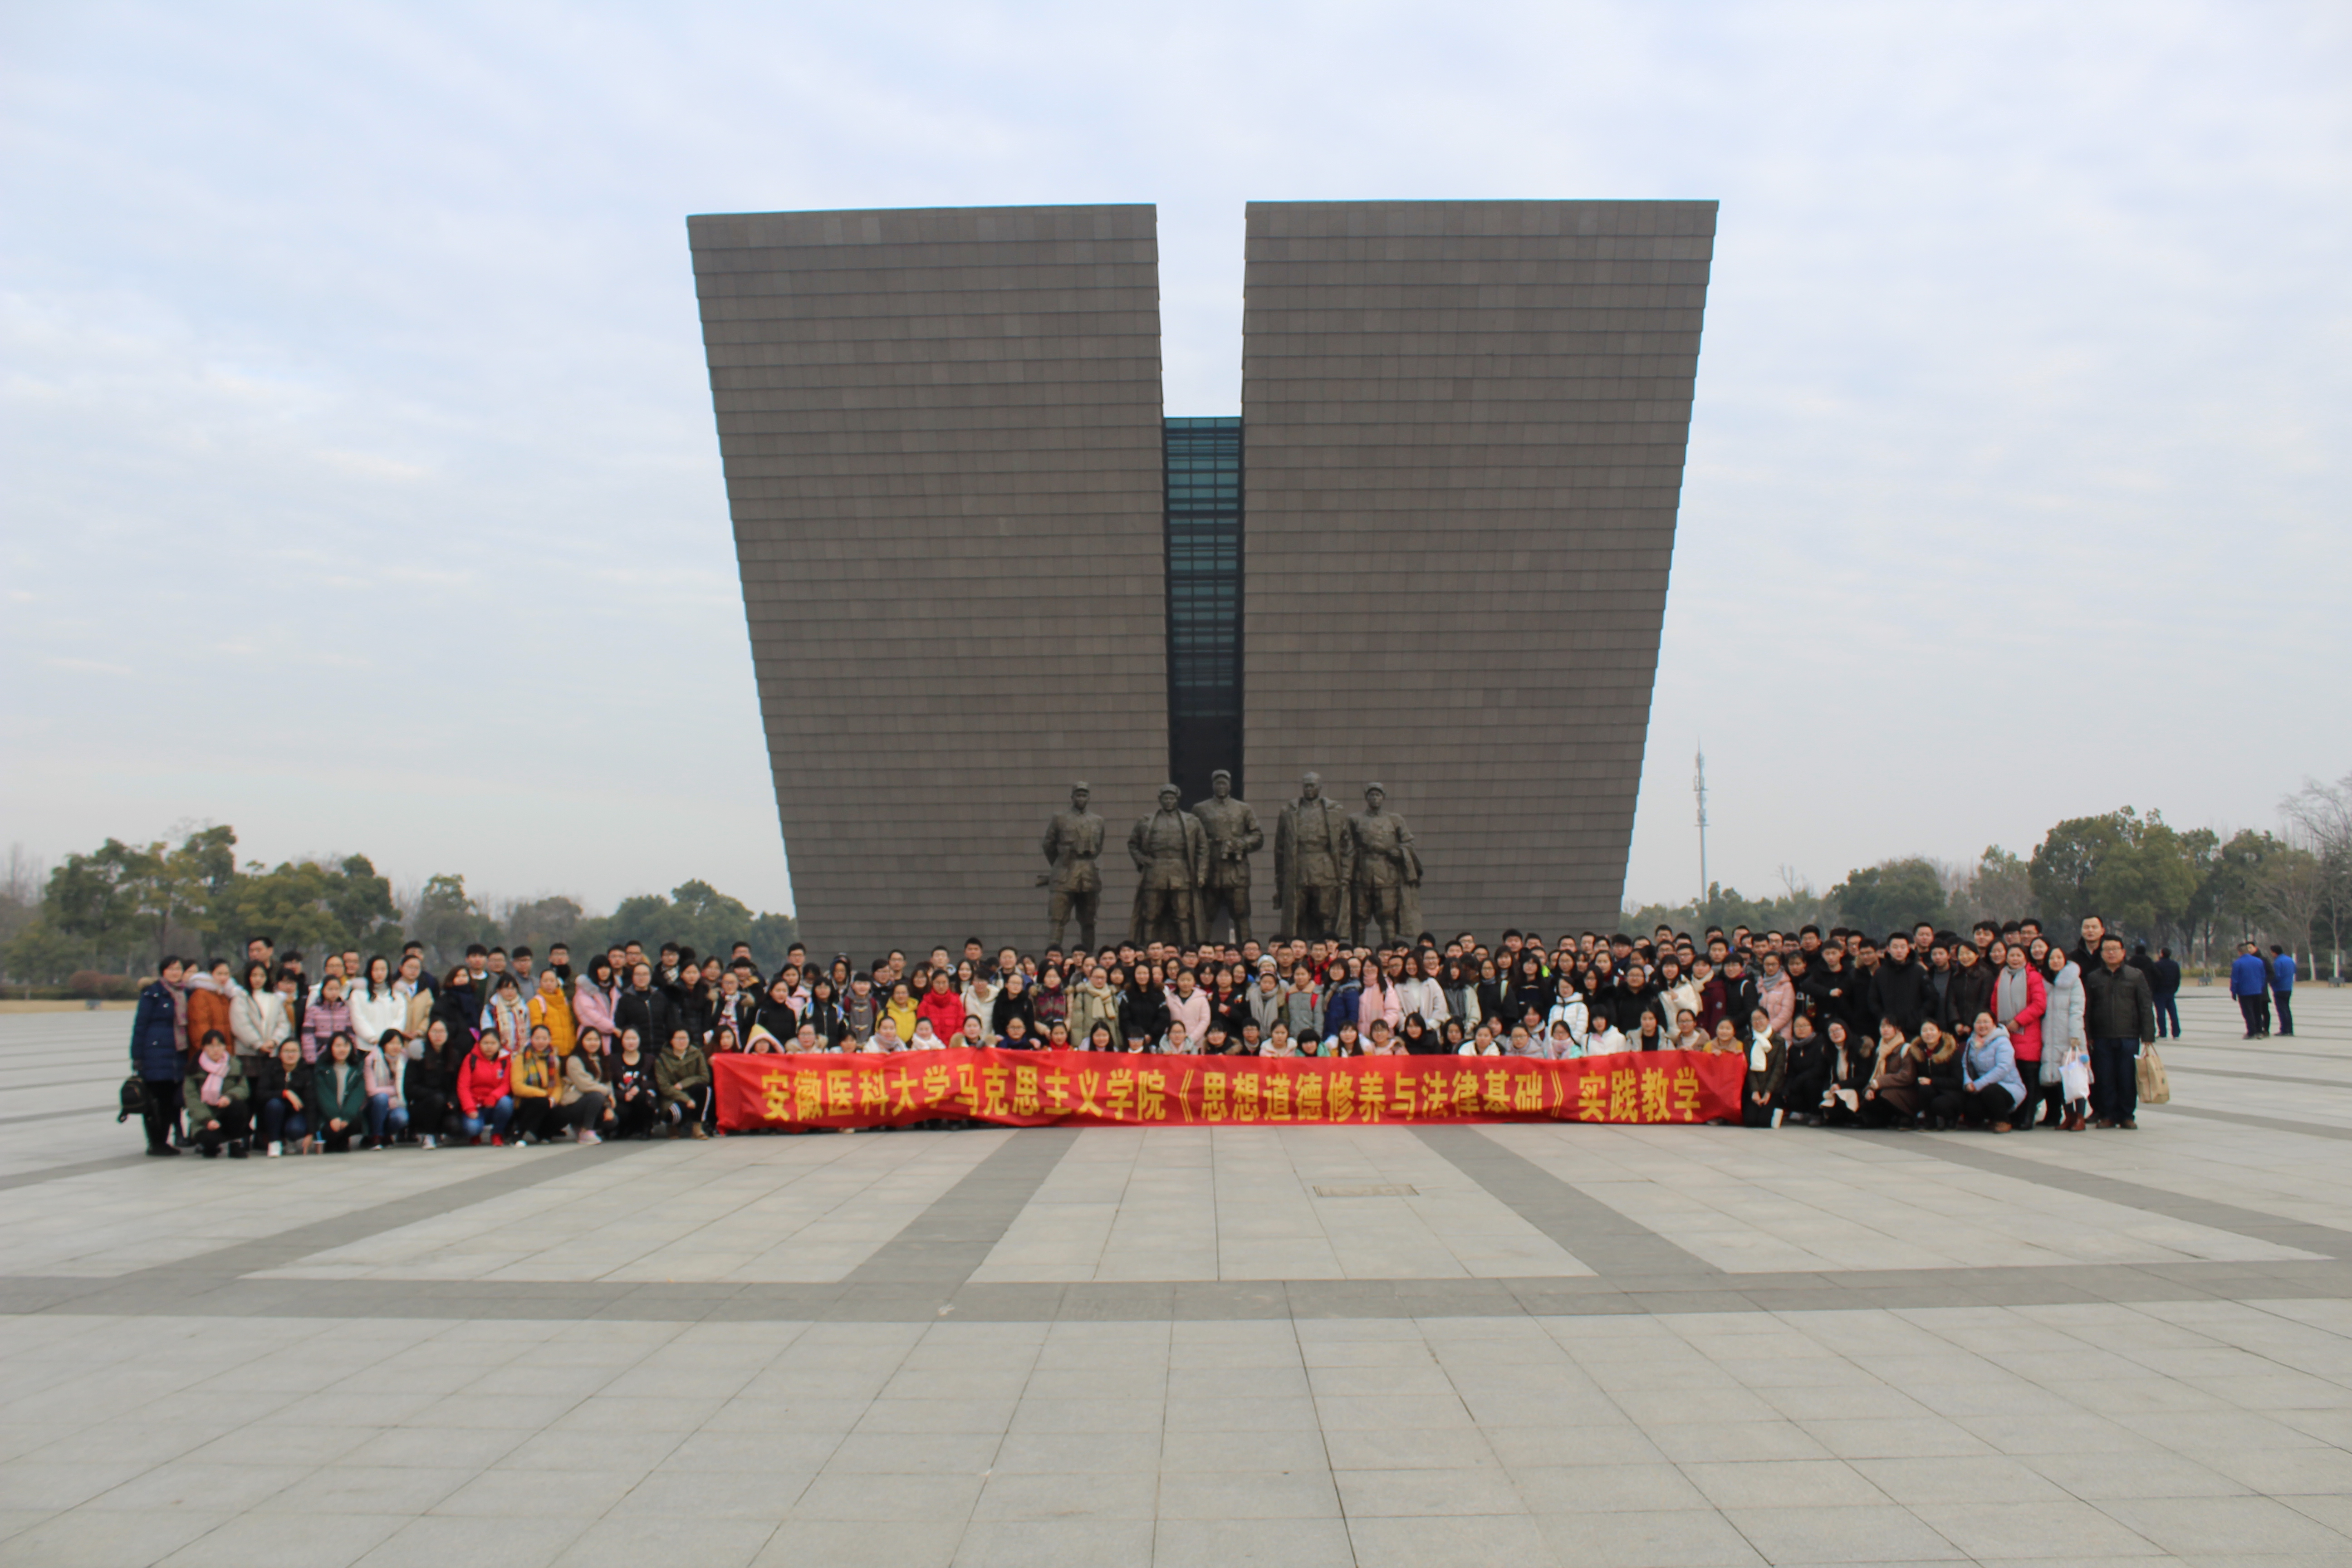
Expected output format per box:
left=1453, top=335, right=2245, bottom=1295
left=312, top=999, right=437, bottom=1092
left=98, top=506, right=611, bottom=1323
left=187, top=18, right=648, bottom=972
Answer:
left=0, top=826, right=798, bottom=994
left=1631, top=777, right=2352, bottom=980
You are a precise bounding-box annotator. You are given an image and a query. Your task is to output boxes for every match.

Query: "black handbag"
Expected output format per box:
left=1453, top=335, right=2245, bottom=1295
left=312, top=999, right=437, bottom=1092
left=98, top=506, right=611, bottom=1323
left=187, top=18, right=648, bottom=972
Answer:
left=118, top=1075, right=150, bottom=1122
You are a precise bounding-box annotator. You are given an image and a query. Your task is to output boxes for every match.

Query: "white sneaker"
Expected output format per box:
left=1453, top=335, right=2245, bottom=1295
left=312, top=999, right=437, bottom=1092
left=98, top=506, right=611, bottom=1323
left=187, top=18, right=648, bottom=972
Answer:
left=265, top=1142, right=281, bottom=1158
left=1771, top=1108, right=1784, bottom=1129
left=575, top=1129, right=601, bottom=1145
left=419, top=1135, right=437, bottom=1150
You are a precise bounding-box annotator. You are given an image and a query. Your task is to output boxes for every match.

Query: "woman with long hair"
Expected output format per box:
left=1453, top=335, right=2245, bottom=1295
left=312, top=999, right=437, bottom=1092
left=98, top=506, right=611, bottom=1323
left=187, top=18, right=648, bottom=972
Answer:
left=230, top=959, right=291, bottom=1065
left=572, top=956, right=619, bottom=1043
left=348, top=956, right=404, bottom=1053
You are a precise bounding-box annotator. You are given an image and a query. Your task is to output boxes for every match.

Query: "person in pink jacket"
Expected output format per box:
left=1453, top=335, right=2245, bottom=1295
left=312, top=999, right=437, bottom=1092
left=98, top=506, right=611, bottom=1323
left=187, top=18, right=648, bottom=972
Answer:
left=571, top=957, right=619, bottom=1044
left=301, top=974, right=352, bottom=1063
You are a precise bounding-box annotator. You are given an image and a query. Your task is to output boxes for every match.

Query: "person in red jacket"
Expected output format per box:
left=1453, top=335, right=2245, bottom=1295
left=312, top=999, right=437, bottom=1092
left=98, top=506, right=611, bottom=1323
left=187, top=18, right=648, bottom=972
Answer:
left=456, top=1035, right=516, bottom=1145
left=916, top=972, right=966, bottom=1046
left=1991, top=942, right=2047, bottom=1132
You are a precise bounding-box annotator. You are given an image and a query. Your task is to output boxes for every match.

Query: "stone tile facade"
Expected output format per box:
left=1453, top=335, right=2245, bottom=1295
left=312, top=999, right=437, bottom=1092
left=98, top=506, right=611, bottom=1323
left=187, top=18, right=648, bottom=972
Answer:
left=689, top=205, right=1169, bottom=960
left=1241, top=201, right=1715, bottom=938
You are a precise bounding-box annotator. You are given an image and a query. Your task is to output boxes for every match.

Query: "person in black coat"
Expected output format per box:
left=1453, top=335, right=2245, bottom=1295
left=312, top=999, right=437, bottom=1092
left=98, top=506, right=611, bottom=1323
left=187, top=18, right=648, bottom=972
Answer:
left=1940, top=944, right=1997, bottom=1039
left=1612, top=965, right=1666, bottom=1036
left=430, top=966, right=479, bottom=1049
left=1777, top=1013, right=1832, bottom=1124
left=405, top=1017, right=464, bottom=1146
left=1870, top=937, right=1939, bottom=1036
left=129, top=962, right=189, bottom=1155
left=799, top=978, right=847, bottom=1048
left=250, top=1037, right=316, bottom=1153
left=1118, top=974, right=1168, bottom=1050
left=613, top=963, right=677, bottom=1052
left=753, top=978, right=802, bottom=1046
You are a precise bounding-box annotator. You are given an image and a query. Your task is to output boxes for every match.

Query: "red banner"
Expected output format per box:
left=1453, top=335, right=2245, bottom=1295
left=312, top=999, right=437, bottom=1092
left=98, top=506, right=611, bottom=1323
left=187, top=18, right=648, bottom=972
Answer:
left=713, top=1048, right=1743, bottom=1132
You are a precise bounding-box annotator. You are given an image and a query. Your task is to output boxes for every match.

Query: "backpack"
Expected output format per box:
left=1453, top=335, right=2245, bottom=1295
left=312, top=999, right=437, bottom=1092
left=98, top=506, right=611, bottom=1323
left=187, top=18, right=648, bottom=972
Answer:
left=118, top=1075, right=150, bottom=1123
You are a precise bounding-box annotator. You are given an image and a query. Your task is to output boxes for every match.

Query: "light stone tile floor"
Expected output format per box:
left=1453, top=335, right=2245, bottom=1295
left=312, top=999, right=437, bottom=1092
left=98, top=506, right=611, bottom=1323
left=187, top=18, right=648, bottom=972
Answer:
left=0, top=988, right=2349, bottom=1567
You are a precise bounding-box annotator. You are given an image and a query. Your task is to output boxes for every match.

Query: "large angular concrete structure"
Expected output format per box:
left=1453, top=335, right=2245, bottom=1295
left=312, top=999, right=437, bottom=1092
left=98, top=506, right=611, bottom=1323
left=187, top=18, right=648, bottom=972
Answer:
left=1243, top=201, right=1715, bottom=936
left=688, top=206, right=1170, bottom=961
left=691, top=200, right=1713, bottom=955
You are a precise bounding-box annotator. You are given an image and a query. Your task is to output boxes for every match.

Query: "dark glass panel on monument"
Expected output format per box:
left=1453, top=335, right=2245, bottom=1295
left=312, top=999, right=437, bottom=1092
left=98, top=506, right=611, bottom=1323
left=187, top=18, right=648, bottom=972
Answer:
left=1164, top=415, right=1243, bottom=805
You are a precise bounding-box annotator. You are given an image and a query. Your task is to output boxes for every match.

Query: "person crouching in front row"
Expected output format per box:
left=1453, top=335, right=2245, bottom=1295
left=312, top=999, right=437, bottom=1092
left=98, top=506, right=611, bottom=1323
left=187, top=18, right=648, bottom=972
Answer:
left=456, top=1029, right=516, bottom=1146
left=309, top=1031, right=370, bottom=1152
left=656, top=1026, right=712, bottom=1138
left=185, top=1030, right=251, bottom=1158
left=610, top=1029, right=656, bottom=1139
left=252, top=1038, right=312, bottom=1156
left=363, top=1028, right=412, bottom=1148
left=1742, top=1006, right=1786, bottom=1128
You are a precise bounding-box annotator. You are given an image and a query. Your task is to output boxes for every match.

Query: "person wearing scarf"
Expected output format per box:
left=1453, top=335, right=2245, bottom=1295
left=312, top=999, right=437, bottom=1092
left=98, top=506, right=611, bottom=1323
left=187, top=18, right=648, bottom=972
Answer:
left=1742, top=1005, right=1787, bottom=1128
left=555, top=1042, right=611, bottom=1144
left=181, top=1030, right=251, bottom=1158
left=508, top=1025, right=564, bottom=1144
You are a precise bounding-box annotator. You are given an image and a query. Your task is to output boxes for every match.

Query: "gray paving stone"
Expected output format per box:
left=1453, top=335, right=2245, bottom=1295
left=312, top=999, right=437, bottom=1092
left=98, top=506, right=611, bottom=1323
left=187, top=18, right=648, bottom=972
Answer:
left=1155, top=1470, right=1341, bottom=1520
left=1719, top=1503, right=1968, bottom=1563
left=1346, top=1512, right=1557, bottom=1568
left=1148, top=1516, right=1355, bottom=1568
left=1532, top=1507, right=1767, bottom=1567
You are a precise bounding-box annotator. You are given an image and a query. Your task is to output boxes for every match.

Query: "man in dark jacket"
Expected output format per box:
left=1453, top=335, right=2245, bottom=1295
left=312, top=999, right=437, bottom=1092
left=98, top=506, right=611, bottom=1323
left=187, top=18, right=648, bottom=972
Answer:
left=2149, top=947, right=2182, bottom=1038
left=2069, top=915, right=2108, bottom=978
left=1870, top=935, right=1939, bottom=1036
left=613, top=963, right=677, bottom=1051
left=129, top=960, right=187, bottom=1156
left=2083, top=934, right=2156, bottom=1129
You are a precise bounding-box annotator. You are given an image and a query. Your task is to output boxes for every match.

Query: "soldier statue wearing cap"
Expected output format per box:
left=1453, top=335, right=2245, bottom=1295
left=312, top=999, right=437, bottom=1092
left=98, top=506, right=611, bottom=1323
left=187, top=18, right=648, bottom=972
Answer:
left=1127, top=784, right=1207, bottom=948
left=1039, top=782, right=1106, bottom=952
left=1190, top=769, right=1263, bottom=946
left=1344, top=783, right=1422, bottom=947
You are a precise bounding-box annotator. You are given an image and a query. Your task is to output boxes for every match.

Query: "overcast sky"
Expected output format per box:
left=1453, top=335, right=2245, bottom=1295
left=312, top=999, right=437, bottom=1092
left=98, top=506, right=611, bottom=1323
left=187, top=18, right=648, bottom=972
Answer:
left=5, top=1, right=2347, bottom=920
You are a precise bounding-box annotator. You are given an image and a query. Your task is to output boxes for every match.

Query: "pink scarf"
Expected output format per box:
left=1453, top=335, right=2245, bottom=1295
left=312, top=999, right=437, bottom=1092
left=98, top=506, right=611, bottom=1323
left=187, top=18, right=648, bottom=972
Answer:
left=197, top=1047, right=233, bottom=1107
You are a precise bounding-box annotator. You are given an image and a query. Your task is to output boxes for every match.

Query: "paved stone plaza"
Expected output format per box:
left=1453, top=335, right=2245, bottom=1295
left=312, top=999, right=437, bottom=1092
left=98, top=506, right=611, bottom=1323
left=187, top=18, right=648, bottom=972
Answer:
left=2, top=990, right=2350, bottom=1567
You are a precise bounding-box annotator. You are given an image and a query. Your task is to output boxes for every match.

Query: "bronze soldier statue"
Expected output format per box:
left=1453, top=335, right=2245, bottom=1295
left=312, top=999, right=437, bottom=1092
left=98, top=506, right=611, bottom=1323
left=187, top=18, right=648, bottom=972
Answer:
left=1127, top=785, right=1206, bottom=947
left=1039, top=782, right=1106, bottom=952
left=1190, top=769, right=1263, bottom=947
left=1274, top=772, right=1350, bottom=942
left=1345, top=783, right=1423, bottom=947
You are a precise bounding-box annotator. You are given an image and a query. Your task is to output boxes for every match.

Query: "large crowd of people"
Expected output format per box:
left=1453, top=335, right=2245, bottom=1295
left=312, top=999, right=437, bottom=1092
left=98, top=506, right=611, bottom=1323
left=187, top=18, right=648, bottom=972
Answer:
left=128, top=913, right=2169, bottom=1157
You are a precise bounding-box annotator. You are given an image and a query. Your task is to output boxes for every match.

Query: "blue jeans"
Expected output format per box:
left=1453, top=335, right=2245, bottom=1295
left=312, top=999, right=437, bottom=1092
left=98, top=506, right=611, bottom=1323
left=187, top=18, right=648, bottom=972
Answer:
left=460, top=1096, right=515, bottom=1140
left=366, top=1094, right=411, bottom=1139
left=258, top=1099, right=309, bottom=1143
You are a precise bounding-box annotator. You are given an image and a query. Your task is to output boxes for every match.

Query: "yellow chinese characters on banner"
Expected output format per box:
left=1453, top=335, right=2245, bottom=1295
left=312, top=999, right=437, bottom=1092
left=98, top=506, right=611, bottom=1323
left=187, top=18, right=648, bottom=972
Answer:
left=717, top=1049, right=1743, bottom=1132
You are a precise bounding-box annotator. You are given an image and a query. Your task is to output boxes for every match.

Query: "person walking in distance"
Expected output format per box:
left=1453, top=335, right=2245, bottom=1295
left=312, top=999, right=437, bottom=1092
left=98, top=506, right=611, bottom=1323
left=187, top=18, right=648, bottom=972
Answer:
left=2229, top=941, right=2272, bottom=1039
left=2269, top=944, right=2297, bottom=1037
left=2149, top=946, right=2182, bottom=1039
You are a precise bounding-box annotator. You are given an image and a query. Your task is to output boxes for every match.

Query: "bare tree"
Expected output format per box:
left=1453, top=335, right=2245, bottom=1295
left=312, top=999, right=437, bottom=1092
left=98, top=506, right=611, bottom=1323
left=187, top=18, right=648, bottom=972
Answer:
left=2282, top=773, right=2352, bottom=983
